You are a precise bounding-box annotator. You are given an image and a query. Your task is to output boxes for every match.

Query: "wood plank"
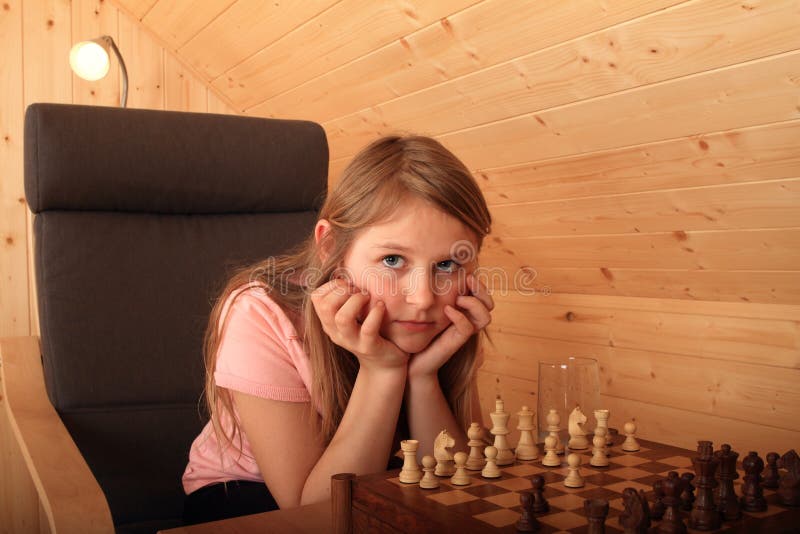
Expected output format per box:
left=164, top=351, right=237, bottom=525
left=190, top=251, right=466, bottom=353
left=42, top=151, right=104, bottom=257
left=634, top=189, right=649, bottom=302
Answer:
left=142, top=0, right=235, bottom=50
left=487, top=297, right=800, bottom=368
left=484, top=290, right=800, bottom=321
left=214, top=0, right=482, bottom=110
left=486, top=267, right=800, bottom=305
left=476, top=368, right=800, bottom=454
left=479, top=120, right=800, bottom=204
left=164, top=52, right=207, bottom=112
left=71, top=0, right=121, bottom=107
left=118, top=11, right=164, bottom=109
left=247, top=0, right=682, bottom=121
left=482, top=228, right=800, bottom=271
left=0, top=0, right=28, bottom=339
left=23, top=0, right=72, bottom=106
left=325, top=0, right=800, bottom=157
left=179, top=0, right=338, bottom=81
left=492, top=179, right=800, bottom=237
left=328, top=50, right=800, bottom=169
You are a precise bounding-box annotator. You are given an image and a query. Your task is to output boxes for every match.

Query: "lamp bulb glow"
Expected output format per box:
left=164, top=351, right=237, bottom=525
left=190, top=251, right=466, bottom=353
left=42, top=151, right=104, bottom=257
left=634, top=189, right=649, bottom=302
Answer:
left=69, top=41, right=110, bottom=81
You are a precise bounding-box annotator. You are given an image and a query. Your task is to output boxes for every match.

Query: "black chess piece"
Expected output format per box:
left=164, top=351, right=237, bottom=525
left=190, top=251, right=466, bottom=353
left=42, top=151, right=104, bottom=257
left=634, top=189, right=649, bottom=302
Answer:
left=777, top=449, right=800, bottom=507
left=679, top=472, right=695, bottom=511
left=689, top=440, right=721, bottom=531
left=515, top=491, right=540, bottom=532
left=619, top=487, right=651, bottom=534
left=651, top=479, right=666, bottom=520
left=762, top=452, right=780, bottom=489
left=657, top=471, right=687, bottom=534
left=529, top=475, right=549, bottom=513
left=740, top=451, right=767, bottom=512
left=584, top=499, right=609, bottom=534
left=714, top=443, right=741, bottom=521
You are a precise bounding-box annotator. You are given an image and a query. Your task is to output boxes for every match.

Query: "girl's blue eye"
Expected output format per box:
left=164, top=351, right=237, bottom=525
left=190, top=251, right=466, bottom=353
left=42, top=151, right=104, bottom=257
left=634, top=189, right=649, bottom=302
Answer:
left=382, top=255, right=405, bottom=268
left=436, top=260, right=458, bottom=273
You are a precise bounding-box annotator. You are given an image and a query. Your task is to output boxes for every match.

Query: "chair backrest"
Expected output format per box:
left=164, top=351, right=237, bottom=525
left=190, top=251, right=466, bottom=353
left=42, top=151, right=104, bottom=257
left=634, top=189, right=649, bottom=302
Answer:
left=24, top=103, right=327, bottom=533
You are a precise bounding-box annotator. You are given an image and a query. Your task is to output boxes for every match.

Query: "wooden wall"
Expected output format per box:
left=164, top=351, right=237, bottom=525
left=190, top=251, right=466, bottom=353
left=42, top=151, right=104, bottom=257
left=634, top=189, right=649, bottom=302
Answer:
left=0, top=1, right=237, bottom=530
left=135, top=0, right=799, bottom=454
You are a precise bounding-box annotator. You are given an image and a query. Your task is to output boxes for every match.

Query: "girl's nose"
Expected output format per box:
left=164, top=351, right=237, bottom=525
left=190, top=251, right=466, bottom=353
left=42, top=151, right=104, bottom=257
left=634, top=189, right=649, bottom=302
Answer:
left=404, top=269, right=435, bottom=309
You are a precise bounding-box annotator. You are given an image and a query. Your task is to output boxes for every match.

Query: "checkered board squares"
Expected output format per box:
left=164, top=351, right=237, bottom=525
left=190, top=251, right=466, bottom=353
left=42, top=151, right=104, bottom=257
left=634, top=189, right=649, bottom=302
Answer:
left=350, top=438, right=800, bottom=533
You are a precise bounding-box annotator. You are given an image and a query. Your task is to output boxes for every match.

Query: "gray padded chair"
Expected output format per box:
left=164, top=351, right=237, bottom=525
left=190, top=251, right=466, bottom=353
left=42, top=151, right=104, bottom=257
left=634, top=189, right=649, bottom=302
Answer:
left=3, top=103, right=327, bottom=533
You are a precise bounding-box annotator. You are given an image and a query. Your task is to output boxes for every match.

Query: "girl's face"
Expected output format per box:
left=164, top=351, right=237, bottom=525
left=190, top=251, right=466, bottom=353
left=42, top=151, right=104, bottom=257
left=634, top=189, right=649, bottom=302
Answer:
left=339, top=197, right=478, bottom=354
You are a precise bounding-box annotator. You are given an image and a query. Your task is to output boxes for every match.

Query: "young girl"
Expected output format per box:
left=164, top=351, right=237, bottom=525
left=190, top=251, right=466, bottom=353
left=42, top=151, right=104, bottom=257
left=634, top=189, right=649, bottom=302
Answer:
left=182, top=135, right=493, bottom=524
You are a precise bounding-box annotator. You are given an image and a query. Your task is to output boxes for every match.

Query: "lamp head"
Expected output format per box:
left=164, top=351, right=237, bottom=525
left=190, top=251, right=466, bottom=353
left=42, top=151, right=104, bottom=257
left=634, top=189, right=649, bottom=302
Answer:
left=69, top=38, right=111, bottom=81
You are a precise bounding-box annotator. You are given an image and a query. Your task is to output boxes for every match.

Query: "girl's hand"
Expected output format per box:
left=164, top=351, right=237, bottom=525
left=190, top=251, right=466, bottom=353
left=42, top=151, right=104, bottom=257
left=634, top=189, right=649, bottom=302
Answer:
left=311, top=278, right=408, bottom=370
left=408, top=274, right=493, bottom=379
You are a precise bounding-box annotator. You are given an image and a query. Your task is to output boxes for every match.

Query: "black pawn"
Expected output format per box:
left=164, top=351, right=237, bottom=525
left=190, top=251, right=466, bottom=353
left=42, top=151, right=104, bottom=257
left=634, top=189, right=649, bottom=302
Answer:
left=657, top=471, right=687, bottom=534
left=651, top=479, right=666, bottom=520
left=762, top=452, right=780, bottom=489
left=584, top=499, right=609, bottom=534
left=679, top=472, right=695, bottom=511
left=516, top=491, right=540, bottom=532
left=714, top=443, right=741, bottom=521
left=530, top=475, right=549, bottom=513
left=740, top=451, right=767, bottom=512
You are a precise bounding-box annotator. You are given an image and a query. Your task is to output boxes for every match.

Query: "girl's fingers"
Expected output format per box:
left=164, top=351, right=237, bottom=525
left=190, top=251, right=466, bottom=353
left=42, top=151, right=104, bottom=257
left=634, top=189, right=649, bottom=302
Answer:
left=444, top=305, right=477, bottom=338
left=334, top=291, right=370, bottom=331
left=466, top=274, right=494, bottom=311
left=360, top=300, right=384, bottom=339
left=455, top=294, right=492, bottom=329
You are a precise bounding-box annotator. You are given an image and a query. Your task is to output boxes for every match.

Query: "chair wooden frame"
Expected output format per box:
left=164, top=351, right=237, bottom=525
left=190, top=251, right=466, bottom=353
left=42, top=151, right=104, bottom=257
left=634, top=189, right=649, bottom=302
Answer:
left=1, top=336, right=114, bottom=533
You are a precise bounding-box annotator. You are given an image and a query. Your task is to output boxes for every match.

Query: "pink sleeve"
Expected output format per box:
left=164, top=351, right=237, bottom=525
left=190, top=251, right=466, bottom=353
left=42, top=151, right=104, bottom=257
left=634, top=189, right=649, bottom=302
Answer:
left=213, top=289, right=311, bottom=402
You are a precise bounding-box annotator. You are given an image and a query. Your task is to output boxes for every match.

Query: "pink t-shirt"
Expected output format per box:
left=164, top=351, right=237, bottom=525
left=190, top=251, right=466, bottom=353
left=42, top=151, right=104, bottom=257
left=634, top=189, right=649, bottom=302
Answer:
left=182, top=284, right=314, bottom=494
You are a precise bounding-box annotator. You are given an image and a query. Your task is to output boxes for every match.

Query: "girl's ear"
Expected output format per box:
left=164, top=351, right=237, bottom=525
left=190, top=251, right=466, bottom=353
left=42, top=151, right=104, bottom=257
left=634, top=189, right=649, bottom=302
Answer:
left=314, top=219, right=333, bottom=262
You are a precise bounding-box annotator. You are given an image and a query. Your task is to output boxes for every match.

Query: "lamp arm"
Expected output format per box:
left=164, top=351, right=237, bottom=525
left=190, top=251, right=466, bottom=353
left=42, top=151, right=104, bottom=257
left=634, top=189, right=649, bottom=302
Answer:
left=101, top=35, right=128, bottom=108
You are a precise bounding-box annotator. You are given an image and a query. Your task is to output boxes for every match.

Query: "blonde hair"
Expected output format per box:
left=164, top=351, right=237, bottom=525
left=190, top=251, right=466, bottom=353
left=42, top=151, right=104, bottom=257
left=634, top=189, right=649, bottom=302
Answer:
left=203, top=135, right=492, bottom=454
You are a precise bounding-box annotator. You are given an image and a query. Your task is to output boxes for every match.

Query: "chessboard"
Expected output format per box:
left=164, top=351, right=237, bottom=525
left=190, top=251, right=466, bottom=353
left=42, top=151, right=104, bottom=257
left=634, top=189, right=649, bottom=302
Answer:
left=332, top=436, right=800, bottom=533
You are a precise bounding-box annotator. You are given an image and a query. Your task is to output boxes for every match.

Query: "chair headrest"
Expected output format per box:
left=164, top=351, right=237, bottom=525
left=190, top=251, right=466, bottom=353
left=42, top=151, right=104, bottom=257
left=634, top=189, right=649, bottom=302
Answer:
left=25, top=103, right=328, bottom=214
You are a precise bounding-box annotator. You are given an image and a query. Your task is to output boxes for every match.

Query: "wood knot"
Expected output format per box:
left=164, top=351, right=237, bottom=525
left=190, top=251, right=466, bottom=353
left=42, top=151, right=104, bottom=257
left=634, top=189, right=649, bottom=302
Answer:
left=565, top=311, right=575, bottom=321
left=673, top=230, right=688, bottom=241
left=698, top=140, right=709, bottom=150
left=47, top=19, right=54, bottom=28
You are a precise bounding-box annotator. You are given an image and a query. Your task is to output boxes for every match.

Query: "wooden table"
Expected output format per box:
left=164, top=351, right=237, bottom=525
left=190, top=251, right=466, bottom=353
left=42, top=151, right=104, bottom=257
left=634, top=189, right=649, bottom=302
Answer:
left=159, top=499, right=331, bottom=533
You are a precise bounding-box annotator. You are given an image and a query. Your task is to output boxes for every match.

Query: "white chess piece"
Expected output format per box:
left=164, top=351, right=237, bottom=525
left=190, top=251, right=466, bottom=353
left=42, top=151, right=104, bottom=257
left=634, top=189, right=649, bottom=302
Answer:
left=399, top=439, right=422, bottom=483
left=515, top=406, right=538, bottom=460
left=434, top=429, right=456, bottom=476
left=490, top=397, right=515, bottom=466
left=466, top=422, right=486, bottom=471
left=419, top=455, right=439, bottom=489
left=594, top=408, right=611, bottom=447
left=567, top=405, right=589, bottom=450
left=481, top=446, right=501, bottom=478
left=564, top=453, right=585, bottom=487
left=590, top=429, right=609, bottom=467
left=542, top=435, right=560, bottom=467
left=546, top=408, right=564, bottom=454
left=622, top=420, right=640, bottom=452
left=451, top=452, right=471, bottom=486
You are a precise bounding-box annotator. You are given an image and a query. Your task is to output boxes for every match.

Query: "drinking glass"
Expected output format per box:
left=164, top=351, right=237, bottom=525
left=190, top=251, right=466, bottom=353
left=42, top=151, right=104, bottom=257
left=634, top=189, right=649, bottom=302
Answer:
left=536, top=356, right=600, bottom=445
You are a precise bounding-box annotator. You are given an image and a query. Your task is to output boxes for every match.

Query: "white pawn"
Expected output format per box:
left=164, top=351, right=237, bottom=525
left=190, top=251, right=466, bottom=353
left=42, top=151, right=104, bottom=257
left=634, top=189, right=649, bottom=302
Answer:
left=590, top=428, right=609, bottom=467
left=546, top=408, right=564, bottom=454
left=451, top=451, right=471, bottom=486
left=399, top=439, right=422, bottom=483
left=542, top=435, right=560, bottom=467
left=515, top=406, right=538, bottom=461
left=481, top=445, right=501, bottom=478
left=622, top=420, right=640, bottom=452
left=564, top=453, right=585, bottom=487
left=466, top=422, right=486, bottom=471
left=419, top=455, right=440, bottom=489
left=489, top=397, right=515, bottom=465
left=594, top=408, right=612, bottom=447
